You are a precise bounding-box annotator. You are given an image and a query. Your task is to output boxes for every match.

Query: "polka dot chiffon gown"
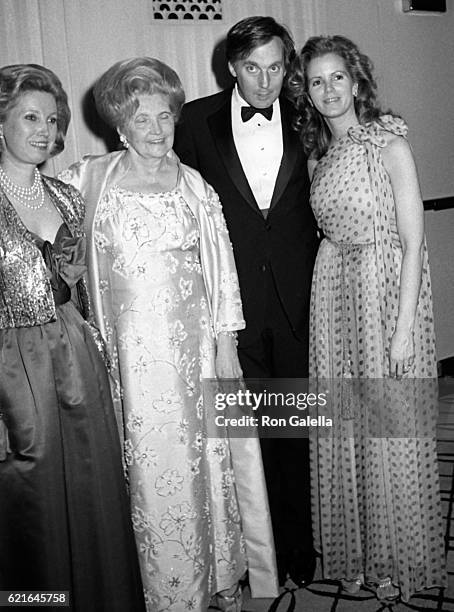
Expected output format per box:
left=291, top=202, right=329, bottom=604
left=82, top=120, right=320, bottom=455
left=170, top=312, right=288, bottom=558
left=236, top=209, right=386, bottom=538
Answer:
left=308, top=115, right=446, bottom=601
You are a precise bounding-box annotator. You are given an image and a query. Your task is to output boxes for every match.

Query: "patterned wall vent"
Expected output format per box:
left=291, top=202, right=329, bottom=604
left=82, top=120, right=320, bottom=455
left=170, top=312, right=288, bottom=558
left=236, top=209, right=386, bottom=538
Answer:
left=152, top=0, right=223, bottom=21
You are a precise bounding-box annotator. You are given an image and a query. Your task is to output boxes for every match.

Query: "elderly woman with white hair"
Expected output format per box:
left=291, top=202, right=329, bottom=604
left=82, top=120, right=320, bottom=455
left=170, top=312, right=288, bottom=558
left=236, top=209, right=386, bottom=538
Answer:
left=60, top=57, right=277, bottom=612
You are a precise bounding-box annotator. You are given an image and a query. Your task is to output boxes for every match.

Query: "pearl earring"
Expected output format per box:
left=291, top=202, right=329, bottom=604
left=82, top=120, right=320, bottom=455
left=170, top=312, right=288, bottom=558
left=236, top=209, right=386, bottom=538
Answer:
left=353, top=85, right=358, bottom=97
left=119, top=134, right=129, bottom=149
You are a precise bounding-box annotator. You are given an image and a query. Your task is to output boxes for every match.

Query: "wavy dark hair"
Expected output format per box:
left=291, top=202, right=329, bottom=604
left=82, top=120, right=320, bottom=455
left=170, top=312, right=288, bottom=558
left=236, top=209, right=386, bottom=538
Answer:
left=93, top=57, right=185, bottom=132
left=288, top=35, right=392, bottom=159
left=0, top=63, right=70, bottom=157
left=226, top=16, right=295, bottom=72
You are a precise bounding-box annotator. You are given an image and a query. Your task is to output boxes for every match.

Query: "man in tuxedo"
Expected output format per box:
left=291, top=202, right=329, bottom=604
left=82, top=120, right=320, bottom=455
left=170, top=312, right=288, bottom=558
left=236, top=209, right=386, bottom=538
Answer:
left=174, top=15, right=318, bottom=586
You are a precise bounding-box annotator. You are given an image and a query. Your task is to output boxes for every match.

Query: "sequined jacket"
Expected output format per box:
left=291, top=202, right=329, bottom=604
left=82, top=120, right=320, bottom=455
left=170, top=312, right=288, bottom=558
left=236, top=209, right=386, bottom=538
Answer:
left=0, top=176, right=90, bottom=329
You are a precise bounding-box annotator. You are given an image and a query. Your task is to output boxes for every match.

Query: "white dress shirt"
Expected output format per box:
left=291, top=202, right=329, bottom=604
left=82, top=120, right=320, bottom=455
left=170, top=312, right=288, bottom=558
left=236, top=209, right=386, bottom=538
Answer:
left=231, top=85, right=283, bottom=212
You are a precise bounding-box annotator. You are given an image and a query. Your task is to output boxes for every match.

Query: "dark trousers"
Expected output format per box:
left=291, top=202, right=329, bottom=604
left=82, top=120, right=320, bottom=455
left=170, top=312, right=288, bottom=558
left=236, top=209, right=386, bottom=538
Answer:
left=237, top=269, right=313, bottom=572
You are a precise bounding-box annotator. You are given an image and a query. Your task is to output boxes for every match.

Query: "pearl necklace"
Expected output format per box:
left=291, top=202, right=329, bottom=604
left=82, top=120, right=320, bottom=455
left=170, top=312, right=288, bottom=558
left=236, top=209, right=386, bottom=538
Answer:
left=0, top=165, right=45, bottom=210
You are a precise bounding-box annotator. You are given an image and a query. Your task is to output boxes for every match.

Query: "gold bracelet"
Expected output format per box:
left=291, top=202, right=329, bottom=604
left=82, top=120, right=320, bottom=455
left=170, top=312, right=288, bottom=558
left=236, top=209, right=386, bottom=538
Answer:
left=219, top=331, right=238, bottom=346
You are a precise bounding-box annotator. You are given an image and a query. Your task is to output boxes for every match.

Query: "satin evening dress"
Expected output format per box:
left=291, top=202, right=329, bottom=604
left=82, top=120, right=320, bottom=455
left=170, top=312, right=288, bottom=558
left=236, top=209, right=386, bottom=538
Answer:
left=0, top=221, right=145, bottom=612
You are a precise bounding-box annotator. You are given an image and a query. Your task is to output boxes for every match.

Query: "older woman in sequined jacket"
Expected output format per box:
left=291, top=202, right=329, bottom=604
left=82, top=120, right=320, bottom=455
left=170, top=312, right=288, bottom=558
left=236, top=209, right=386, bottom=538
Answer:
left=0, top=63, right=145, bottom=611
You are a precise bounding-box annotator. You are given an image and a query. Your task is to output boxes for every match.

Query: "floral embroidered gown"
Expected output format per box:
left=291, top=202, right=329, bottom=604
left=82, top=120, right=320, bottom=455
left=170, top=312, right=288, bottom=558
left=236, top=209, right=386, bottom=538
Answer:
left=309, top=116, right=446, bottom=601
left=93, top=182, right=247, bottom=611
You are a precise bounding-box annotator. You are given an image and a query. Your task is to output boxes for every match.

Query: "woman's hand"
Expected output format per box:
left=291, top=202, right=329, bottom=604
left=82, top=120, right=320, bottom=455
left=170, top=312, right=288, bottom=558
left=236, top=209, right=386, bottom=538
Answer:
left=389, top=327, right=415, bottom=378
left=382, top=135, right=423, bottom=380
left=215, top=333, right=243, bottom=379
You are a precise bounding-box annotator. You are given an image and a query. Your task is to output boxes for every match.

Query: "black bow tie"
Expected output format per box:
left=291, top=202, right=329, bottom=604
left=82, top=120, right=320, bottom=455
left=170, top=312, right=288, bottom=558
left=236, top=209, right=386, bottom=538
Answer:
left=241, top=105, right=273, bottom=122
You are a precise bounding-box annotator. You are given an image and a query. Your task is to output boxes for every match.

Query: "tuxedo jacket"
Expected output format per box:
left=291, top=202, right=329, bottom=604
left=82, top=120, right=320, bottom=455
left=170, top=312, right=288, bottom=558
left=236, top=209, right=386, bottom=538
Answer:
left=174, top=88, right=318, bottom=346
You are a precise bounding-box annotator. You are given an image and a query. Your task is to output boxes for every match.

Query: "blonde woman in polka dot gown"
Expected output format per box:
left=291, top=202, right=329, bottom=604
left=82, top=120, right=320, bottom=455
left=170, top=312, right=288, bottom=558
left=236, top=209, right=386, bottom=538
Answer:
left=289, top=36, right=446, bottom=602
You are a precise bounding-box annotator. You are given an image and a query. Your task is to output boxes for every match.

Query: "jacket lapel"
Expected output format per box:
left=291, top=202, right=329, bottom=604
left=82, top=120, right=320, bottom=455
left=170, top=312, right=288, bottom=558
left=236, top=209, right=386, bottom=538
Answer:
left=207, top=92, right=261, bottom=214
left=269, top=99, right=299, bottom=210
left=43, top=176, right=81, bottom=237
